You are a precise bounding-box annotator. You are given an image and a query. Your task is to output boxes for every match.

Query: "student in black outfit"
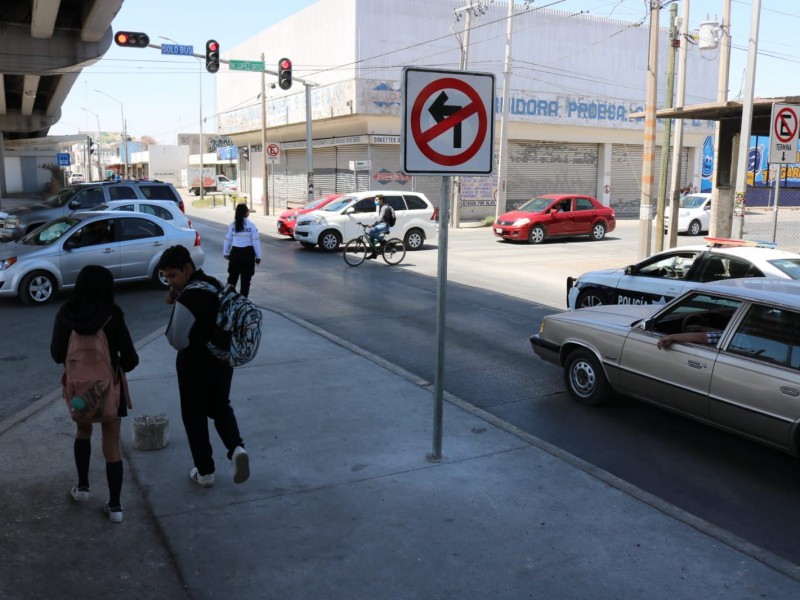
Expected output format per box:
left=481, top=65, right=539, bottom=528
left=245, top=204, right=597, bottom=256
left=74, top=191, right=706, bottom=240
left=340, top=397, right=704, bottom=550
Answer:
left=223, top=203, right=261, bottom=297
left=51, top=265, right=139, bottom=523
left=158, top=245, right=250, bottom=487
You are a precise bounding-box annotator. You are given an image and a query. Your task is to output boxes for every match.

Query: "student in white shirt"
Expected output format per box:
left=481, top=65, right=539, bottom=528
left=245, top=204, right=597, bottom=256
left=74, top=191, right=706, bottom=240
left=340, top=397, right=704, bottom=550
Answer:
left=223, top=203, right=261, bottom=297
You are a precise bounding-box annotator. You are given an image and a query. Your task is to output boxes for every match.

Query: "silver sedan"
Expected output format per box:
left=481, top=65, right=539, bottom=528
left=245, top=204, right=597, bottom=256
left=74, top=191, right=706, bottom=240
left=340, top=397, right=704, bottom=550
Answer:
left=0, top=211, right=204, bottom=305
left=531, top=278, right=800, bottom=456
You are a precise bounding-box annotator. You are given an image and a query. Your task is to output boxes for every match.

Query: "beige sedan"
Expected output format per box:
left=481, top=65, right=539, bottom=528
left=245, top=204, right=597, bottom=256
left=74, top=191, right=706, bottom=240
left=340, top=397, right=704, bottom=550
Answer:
left=531, top=278, right=800, bottom=456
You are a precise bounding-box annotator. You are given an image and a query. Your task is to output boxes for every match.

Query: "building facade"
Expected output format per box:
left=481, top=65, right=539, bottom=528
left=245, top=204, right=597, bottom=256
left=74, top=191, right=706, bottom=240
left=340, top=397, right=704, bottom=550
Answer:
left=217, top=0, right=718, bottom=218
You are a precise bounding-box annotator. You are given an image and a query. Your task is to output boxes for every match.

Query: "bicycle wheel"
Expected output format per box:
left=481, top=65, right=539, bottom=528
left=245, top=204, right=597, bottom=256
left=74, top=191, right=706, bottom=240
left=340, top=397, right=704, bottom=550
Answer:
left=381, top=238, right=406, bottom=265
left=343, top=237, right=368, bottom=266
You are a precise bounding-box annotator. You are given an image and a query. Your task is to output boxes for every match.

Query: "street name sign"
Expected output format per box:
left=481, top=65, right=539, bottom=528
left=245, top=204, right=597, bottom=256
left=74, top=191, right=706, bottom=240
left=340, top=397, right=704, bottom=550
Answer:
left=230, top=60, right=265, bottom=72
left=769, top=103, right=800, bottom=164
left=401, top=67, right=495, bottom=175
left=161, top=44, right=193, bottom=56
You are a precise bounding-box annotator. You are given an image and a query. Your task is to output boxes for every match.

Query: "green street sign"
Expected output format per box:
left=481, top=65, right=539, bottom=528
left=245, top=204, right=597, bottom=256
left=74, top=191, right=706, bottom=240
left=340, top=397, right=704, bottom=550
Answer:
left=229, top=60, right=265, bottom=72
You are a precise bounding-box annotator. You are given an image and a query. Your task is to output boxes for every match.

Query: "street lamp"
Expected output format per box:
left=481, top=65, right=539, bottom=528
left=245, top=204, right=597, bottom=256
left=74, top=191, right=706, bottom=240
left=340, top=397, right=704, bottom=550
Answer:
left=160, top=35, right=205, bottom=200
left=95, top=89, right=128, bottom=179
left=81, top=107, right=102, bottom=181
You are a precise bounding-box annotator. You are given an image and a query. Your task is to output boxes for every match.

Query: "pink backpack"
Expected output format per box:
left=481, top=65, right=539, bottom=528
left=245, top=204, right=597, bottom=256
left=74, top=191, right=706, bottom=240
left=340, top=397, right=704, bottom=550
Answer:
left=62, top=327, right=120, bottom=423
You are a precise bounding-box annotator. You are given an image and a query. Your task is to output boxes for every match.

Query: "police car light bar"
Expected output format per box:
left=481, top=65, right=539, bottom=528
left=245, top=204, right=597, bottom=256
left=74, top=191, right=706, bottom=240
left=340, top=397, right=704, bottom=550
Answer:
left=704, top=237, right=778, bottom=249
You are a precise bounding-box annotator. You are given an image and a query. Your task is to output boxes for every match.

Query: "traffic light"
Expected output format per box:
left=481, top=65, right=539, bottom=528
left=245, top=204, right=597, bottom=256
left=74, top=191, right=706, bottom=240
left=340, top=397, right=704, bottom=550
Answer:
left=88, top=136, right=94, bottom=155
left=114, top=31, right=150, bottom=48
left=278, top=58, right=292, bottom=90
left=240, top=147, right=249, bottom=161
left=205, top=40, right=220, bottom=73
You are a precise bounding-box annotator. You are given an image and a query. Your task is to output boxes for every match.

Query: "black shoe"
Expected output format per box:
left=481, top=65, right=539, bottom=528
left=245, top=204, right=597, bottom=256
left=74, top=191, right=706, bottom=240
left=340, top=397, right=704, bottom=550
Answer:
left=367, top=253, right=378, bottom=260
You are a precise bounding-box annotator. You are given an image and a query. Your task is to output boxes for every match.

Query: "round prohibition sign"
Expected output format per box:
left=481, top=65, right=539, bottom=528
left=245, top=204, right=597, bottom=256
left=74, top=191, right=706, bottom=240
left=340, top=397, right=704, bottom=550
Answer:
left=266, top=143, right=281, bottom=158
left=774, top=107, right=798, bottom=143
left=411, top=77, right=488, bottom=167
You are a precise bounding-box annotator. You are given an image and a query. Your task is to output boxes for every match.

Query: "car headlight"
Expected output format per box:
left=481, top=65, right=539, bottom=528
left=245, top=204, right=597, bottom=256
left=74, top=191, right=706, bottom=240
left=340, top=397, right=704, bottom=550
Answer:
left=513, top=218, right=531, bottom=227
left=4, top=216, right=19, bottom=228
left=0, top=257, right=17, bottom=270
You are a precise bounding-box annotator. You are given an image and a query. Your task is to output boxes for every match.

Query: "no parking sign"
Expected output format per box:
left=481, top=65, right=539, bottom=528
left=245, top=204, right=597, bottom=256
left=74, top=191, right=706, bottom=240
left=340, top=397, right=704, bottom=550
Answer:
left=401, top=67, right=495, bottom=175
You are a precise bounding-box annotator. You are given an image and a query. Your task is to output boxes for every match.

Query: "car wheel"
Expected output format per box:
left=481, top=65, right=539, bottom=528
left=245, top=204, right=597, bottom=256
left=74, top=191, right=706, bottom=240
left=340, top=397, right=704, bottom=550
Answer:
left=576, top=288, right=607, bottom=309
left=564, top=348, right=611, bottom=406
left=528, top=225, right=546, bottom=244
left=318, top=229, right=341, bottom=252
left=152, top=266, right=169, bottom=289
left=404, top=228, right=424, bottom=250
left=591, top=222, right=606, bottom=241
left=299, top=242, right=315, bottom=249
left=688, top=219, right=702, bottom=236
left=19, top=271, right=57, bottom=305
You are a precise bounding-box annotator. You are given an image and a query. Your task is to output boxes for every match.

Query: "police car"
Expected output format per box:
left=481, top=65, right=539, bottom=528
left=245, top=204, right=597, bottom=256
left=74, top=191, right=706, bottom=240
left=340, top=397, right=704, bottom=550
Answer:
left=567, top=238, right=800, bottom=310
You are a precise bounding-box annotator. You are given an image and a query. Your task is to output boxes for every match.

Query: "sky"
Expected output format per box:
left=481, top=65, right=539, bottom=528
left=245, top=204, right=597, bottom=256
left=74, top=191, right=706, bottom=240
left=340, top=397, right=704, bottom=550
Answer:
left=48, top=0, right=800, bottom=144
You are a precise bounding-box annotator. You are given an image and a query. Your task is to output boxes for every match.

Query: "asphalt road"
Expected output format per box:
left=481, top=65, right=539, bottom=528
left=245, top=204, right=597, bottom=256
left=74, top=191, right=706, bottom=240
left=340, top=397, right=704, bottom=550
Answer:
left=3, top=212, right=800, bottom=570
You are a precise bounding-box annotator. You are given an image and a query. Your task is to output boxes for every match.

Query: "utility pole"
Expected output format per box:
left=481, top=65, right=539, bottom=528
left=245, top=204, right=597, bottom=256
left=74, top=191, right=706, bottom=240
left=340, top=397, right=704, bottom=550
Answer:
left=709, top=0, right=732, bottom=238
left=495, top=0, right=514, bottom=217
left=733, top=0, right=762, bottom=239
left=655, top=3, right=678, bottom=253
left=637, top=0, right=660, bottom=259
left=261, top=52, right=269, bottom=215
left=667, top=0, right=690, bottom=249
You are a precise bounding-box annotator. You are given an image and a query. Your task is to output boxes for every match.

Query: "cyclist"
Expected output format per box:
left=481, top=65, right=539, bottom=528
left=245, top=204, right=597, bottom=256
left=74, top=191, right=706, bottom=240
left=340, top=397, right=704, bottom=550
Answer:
left=367, top=194, right=395, bottom=259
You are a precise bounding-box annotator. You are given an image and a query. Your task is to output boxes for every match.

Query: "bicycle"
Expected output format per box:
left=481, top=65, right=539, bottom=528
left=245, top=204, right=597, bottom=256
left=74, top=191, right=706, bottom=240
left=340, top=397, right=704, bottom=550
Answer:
left=342, top=222, right=406, bottom=267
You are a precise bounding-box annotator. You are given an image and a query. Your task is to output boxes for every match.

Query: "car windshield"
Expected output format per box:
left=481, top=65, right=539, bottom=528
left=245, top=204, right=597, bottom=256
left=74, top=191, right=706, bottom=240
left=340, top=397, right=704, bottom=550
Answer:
left=43, top=188, right=78, bottom=208
left=679, top=195, right=707, bottom=209
left=321, top=197, right=355, bottom=213
left=18, top=217, right=80, bottom=245
left=768, top=259, right=800, bottom=279
left=517, top=197, right=555, bottom=213
left=303, top=198, right=328, bottom=211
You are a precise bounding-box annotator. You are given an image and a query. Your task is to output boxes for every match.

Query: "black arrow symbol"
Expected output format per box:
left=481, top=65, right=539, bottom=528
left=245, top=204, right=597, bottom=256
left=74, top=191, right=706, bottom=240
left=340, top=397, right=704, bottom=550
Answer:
left=429, top=91, right=463, bottom=148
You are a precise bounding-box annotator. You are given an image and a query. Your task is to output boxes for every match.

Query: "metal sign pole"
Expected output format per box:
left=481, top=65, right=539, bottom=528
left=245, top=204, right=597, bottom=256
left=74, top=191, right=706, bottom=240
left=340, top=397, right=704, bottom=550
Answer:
left=771, top=171, right=782, bottom=243
left=431, top=176, right=450, bottom=460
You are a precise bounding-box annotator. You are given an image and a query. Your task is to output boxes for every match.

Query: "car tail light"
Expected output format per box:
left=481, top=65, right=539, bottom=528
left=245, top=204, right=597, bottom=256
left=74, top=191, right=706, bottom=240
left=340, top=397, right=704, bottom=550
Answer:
left=178, top=200, right=186, bottom=214
left=194, top=231, right=201, bottom=246
left=432, top=208, right=439, bottom=221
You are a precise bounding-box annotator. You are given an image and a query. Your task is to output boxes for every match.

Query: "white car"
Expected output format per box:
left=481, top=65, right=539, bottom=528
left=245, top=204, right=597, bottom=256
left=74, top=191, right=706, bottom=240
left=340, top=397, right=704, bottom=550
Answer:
left=567, top=238, right=800, bottom=310
left=292, top=191, right=438, bottom=252
left=86, top=199, right=192, bottom=229
left=68, top=173, right=85, bottom=185
left=659, top=193, right=711, bottom=236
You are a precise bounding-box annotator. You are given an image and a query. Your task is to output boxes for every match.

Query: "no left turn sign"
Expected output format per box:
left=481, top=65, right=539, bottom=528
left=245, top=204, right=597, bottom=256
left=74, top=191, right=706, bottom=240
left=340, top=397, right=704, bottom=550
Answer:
left=402, top=67, right=495, bottom=175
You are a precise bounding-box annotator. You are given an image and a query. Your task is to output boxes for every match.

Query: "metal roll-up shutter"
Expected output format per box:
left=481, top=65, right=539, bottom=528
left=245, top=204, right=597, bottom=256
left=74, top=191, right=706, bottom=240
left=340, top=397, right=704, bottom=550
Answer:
left=313, top=148, right=336, bottom=197
left=506, top=141, right=598, bottom=211
left=276, top=150, right=307, bottom=207
left=336, top=145, right=369, bottom=193
left=411, top=175, right=443, bottom=209
left=611, top=144, right=689, bottom=217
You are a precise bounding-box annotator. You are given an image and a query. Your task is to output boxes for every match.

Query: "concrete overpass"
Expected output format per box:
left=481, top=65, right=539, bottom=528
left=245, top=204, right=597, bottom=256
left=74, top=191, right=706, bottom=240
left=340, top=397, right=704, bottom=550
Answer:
left=0, top=0, right=123, bottom=140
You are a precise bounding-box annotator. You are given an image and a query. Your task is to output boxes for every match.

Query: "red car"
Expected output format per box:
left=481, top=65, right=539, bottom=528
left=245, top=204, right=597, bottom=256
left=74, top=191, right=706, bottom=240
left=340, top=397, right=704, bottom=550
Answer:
left=493, top=194, right=615, bottom=244
left=277, top=193, right=342, bottom=237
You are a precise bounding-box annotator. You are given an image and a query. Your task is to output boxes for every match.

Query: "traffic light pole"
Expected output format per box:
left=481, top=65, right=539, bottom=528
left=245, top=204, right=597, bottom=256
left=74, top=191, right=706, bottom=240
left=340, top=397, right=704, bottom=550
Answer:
left=261, top=52, right=269, bottom=216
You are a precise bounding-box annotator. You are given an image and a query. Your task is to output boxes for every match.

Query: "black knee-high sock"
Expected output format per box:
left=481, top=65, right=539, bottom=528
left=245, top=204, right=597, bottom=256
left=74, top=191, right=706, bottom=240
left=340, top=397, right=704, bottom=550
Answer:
left=74, top=438, right=91, bottom=488
left=106, top=461, right=123, bottom=508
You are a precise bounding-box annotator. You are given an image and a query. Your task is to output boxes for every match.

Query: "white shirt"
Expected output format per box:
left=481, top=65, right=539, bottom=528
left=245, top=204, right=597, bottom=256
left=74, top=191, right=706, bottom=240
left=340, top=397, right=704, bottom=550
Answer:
left=223, top=218, right=261, bottom=260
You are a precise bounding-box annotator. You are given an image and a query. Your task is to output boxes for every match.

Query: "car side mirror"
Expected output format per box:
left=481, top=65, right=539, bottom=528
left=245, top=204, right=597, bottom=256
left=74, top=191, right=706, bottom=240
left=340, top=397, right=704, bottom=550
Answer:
left=63, top=238, right=78, bottom=250
left=549, top=208, right=558, bottom=214
left=68, top=200, right=80, bottom=210
left=624, top=265, right=635, bottom=275
left=343, top=207, right=354, bottom=215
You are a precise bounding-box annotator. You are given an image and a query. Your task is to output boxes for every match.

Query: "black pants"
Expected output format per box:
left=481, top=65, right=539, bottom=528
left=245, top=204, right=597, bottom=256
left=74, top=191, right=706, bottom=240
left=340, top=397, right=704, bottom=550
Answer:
left=227, top=246, right=256, bottom=297
left=176, top=350, right=243, bottom=476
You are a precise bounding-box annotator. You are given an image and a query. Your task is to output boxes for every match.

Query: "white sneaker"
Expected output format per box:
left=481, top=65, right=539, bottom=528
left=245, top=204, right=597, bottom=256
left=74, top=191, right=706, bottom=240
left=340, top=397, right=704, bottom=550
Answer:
left=232, top=446, right=250, bottom=484
left=104, top=502, right=123, bottom=524
left=189, top=467, right=215, bottom=488
left=70, top=485, right=90, bottom=502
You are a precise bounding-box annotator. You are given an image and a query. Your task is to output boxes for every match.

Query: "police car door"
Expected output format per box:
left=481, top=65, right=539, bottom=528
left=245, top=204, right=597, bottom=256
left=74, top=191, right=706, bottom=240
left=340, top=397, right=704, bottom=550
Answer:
left=612, top=249, right=702, bottom=307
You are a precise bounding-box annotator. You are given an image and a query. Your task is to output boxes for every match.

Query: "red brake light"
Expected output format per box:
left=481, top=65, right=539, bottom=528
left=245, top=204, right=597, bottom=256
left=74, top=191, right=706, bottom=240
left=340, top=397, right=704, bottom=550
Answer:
left=431, top=208, right=439, bottom=221
left=178, top=200, right=185, bottom=213
left=194, top=231, right=201, bottom=246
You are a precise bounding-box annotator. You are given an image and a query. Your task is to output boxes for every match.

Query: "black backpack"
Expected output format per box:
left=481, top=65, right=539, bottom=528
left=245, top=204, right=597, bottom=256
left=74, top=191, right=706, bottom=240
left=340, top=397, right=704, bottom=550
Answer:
left=385, top=205, right=396, bottom=227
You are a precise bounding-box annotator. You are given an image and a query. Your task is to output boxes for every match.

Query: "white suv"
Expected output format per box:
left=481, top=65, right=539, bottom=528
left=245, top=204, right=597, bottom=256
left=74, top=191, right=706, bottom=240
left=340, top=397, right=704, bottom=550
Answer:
left=293, top=191, right=438, bottom=252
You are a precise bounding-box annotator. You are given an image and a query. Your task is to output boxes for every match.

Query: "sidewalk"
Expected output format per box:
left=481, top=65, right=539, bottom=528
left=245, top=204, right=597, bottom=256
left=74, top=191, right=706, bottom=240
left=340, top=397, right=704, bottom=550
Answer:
left=3, top=305, right=800, bottom=598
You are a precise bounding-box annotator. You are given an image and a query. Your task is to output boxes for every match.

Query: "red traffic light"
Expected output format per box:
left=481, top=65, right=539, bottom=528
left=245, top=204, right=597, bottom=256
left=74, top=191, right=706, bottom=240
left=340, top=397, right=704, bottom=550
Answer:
left=205, top=39, right=220, bottom=74
left=278, top=57, right=293, bottom=90
left=208, top=41, right=219, bottom=52
left=114, top=31, right=150, bottom=48
left=280, top=59, right=291, bottom=70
